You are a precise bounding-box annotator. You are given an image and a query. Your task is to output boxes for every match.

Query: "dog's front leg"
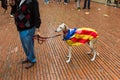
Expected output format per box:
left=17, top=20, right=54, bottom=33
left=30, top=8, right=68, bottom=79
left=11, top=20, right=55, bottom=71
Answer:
left=66, top=46, right=72, bottom=63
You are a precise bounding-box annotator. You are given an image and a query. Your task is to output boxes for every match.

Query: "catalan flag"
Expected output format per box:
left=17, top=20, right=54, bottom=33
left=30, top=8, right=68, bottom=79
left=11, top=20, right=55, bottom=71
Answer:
left=64, top=28, right=98, bottom=46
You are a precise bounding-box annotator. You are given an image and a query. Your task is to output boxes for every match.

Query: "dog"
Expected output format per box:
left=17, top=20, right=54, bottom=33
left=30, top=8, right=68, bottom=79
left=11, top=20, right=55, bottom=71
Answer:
left=55, top=23, right=99, bottom=63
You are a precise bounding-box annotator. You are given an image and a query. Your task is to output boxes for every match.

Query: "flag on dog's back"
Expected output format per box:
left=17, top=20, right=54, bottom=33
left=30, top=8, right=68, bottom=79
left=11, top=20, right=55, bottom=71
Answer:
left=64, top=28, right=98, bottom=46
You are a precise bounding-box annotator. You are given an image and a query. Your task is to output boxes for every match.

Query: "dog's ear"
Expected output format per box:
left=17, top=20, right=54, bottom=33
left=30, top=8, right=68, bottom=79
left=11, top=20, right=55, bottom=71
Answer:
left=64, top=25, right=66, bottom=30
left=64, top=24, right=68, bottom=30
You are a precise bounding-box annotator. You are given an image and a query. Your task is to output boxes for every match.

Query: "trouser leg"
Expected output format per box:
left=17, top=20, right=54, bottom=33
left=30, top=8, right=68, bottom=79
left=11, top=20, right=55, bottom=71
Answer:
left=77, top=0, right=81, bottom=8
left=88, top=0, right=91, bottom=9
left=19, top=27, right=36, bottom=63
left=83, top=0, right=87, bottom=8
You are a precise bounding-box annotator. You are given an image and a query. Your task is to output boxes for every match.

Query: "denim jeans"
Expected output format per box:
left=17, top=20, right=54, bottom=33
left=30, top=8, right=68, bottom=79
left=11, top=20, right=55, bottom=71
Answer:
left=19, top=27, right=36, bottom=63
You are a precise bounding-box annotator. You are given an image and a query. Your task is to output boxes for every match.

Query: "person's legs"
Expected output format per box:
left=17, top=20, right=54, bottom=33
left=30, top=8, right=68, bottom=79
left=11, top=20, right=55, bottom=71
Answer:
left=19, top=27, right=36, bottom=63
left=88, top=0, right=91, bottom=9
left=77, top=0, right=81, bottom=9
left=44, top=0, right=49, bottom=4
left=64, top=0, right=68, bottom=4
left=83, top=0, right=87, bottom=9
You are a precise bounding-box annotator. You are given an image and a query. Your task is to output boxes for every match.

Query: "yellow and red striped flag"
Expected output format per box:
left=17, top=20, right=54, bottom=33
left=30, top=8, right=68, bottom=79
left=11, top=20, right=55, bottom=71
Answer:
left=64, top=28, right=98, bottom=46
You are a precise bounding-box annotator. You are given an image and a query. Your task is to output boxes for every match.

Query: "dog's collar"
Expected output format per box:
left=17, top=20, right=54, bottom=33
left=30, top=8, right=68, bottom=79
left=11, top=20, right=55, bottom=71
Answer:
left=63, top=30, right=68, bottom=40
left=63, top=30, right=68, bottom=35
left=63, top=28, right=77, bottom=40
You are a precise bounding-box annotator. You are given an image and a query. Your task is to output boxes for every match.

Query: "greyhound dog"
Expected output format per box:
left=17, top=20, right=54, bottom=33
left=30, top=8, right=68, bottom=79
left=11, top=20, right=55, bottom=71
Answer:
left=55, top=23, right=99, bottom=63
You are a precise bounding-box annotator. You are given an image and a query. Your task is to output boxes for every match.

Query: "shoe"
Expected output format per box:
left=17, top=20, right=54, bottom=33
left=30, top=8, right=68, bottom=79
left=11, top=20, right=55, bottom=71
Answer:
left=82, top=7, right=86, bottom=9
left=64, top=2, right=68, bottom=5
left=88, top=7, right=90, bottom=9
left=25, top=62, right=35, bottom=69
left=21, top=58, right=29, bottom=64
left=77, top=7, right=81, bottom=10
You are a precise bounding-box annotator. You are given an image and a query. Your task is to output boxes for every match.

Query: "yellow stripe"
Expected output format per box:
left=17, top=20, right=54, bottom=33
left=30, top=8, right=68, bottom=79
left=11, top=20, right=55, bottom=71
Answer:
left=66, top=40, right=83, bottom=46
left=74, top=34, right=95, bottom=40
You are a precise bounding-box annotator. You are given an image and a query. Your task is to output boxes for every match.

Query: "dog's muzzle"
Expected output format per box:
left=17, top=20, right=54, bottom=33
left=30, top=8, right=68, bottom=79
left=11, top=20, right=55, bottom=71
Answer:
left=55, top=30, right=59, bottom=32
left=55, top=30, right=57, bottom=32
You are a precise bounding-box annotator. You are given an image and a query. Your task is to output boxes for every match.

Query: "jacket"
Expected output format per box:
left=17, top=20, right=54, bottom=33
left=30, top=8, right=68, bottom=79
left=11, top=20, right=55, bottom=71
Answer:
left=14, top=0, right=41, bottom=31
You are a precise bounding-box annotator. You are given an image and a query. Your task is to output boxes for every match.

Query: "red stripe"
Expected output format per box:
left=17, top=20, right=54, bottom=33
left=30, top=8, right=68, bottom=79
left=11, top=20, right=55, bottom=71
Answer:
left=70, top=37, right=89, bottom=44
left=76, top=30, right=98, bottom=38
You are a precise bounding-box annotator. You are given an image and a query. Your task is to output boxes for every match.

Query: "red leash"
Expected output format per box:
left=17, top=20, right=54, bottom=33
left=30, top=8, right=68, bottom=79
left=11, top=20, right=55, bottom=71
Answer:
left=33, top=34, right=61, bottom=44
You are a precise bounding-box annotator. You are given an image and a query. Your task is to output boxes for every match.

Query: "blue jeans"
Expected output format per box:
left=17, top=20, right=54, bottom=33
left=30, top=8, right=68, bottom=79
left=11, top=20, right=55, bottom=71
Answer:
left=19, top=27, right=36, bottom=63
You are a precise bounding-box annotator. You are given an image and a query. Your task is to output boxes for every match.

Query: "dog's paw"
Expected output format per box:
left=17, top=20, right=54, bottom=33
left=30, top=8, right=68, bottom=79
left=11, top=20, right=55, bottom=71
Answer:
left=66, top=60, right=70, bottom=63
left=97, top=52, right=99, bottom=56
left=67, top=55, right=70, bottom=58
left=87, top=52, right=91, bottom=55
left=91, top=58, right=95, bottom=61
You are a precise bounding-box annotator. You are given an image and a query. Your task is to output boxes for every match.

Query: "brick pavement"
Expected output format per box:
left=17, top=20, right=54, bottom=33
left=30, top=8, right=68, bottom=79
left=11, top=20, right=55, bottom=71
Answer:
left=0, top=0, right=120, bottom=80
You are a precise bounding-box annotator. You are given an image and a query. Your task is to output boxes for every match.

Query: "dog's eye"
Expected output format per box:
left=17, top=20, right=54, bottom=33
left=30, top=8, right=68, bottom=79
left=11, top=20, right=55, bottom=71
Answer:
left=60, top=27, right=62, bottom=29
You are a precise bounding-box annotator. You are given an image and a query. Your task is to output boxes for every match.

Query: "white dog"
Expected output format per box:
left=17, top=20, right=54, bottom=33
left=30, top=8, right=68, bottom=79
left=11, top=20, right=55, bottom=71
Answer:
left=55, top=23, right=99, bottom=63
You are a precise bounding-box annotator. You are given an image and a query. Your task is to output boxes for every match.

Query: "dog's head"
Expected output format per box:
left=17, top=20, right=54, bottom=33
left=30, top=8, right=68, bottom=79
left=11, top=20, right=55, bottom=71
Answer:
left=55, top=23, right=68, bottom=32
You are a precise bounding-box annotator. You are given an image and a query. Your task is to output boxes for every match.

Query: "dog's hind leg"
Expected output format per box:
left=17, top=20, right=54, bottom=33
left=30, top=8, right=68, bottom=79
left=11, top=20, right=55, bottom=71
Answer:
left=89, top=40, right=98, bottom=61
left=92, top=39, right=99, bottom=56
left=87, top=41, right=93, bottom=54
left=66, top=46, right=72, bottom=63
left=88, top=39, right=99, bottom=55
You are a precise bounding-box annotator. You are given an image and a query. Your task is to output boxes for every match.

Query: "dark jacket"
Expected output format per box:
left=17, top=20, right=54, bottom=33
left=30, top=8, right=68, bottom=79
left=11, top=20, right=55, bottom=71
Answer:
left=14, top=0, right=41, bottom=31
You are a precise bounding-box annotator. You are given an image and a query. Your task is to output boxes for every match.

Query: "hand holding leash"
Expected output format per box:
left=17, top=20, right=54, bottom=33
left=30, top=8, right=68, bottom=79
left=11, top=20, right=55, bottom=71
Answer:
left=36, top=28, right=40, bottom=35
left=33, top=33, right=61, bottom=44
left=34, top=28, right=43, bottom=44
